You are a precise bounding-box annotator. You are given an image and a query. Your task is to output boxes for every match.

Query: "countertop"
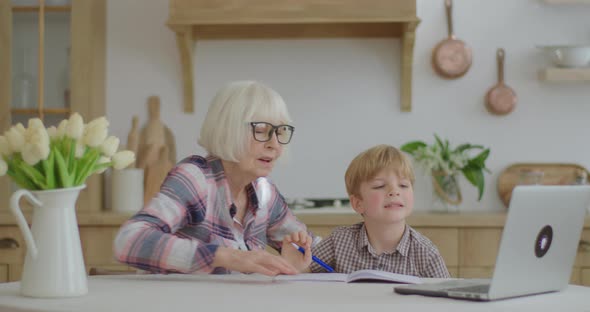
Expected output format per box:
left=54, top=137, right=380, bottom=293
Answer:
left=2, top=209, right=589, bottom=228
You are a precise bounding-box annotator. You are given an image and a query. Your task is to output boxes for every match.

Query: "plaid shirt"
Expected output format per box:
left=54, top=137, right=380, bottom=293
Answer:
left=114, top=155, right=308, bottom=274
left=310, top=223, right=450, bottom=278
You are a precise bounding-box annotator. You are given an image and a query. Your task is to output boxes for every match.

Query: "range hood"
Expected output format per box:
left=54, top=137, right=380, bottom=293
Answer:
left=167, top=0, right=420, bottom=113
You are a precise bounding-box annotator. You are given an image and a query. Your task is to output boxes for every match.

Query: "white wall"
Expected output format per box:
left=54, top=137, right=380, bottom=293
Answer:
left=106, top=0, right=590, bottom=212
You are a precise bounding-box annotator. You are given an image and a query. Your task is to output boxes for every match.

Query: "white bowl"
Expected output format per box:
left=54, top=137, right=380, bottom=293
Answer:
left=538, top=45, right=590, bottom=68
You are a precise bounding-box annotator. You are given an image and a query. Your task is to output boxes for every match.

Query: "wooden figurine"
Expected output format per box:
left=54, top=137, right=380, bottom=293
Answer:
left=137, top=95, right=177, bottom=169
left=143, top=145, right=174, bottom=205
left=135, top=95, right=177, bottom=204
left=126, top=115, right=139, bottom=167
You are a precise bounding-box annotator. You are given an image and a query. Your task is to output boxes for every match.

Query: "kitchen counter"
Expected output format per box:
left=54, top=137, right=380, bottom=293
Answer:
left=1, top=210, right=589, bottom=228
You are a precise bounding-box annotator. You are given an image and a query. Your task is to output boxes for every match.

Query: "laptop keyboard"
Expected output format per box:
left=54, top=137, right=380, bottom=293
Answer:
left=446, top=284, right=490, bottom=294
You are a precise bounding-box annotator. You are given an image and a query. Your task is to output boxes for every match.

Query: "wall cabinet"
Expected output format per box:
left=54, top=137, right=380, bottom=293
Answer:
left=0, top=0, right=106, bottom=213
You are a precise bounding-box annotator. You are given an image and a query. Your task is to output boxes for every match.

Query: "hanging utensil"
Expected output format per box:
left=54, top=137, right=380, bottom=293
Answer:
left=485, top=48, right=517, bottom=115
left=432, top=0, right=472, bottom=79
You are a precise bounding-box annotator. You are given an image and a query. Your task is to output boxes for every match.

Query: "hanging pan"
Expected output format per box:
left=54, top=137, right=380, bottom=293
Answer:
left=485, top=48, right=517, bottom=115
left=432, top=0, right=472, bottom=79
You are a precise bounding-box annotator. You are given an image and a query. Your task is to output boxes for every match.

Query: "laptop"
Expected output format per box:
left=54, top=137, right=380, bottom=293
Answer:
left=395, top=185, right=590, bottom=301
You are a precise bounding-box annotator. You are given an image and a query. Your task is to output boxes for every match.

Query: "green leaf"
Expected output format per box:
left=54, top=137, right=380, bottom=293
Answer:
left=74, top=149, right=101, bottom=186
left=434, top=134, right=444, bottom=150
left=468, top=149, right=490, bottom=169
left=400, top=141, right=427, bottom=155
left=91, top=162, right=112, bottom=176
left=68, top=138, right=76, bottom=173
left=41, top=152, right=56, bottom=189
left=54, top=146, right=73, bottom=188
left=462, top=167, right=485, bottom=201
left=7, top=166, right=37, bottom=190
left=17, top=160, right=47, bottom=190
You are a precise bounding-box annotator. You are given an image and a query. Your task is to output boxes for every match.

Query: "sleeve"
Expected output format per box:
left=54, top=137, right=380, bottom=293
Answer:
left=264, top=183, right=315, bottom=251
left=113, top=161, right=219, bottom=274
left=309, top=233, right=336, bottom=273
left=422, top=251, right=451, bottom=278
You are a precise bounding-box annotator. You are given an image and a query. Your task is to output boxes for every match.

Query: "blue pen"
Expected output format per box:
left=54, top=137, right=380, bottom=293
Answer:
left=290, top=242, right=334, bottom=273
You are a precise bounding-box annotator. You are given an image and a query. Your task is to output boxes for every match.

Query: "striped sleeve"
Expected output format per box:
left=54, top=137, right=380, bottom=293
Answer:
left=113, top=161, right=219, bottom=273
left=263, top=181, right=310, bottom=251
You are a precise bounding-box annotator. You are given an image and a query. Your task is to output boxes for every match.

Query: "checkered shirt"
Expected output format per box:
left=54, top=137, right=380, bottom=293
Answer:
left=113, top=155, right=309, bottom=274
left=310, top=222, right=450, bottom=278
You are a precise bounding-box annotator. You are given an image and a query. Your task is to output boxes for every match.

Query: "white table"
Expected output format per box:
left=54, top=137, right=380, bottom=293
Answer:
left=0, top=274, right=589, bottom=312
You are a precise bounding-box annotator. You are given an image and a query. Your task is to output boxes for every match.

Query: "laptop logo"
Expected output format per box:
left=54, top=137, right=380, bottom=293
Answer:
left=535, top=225, right=553, bottom=258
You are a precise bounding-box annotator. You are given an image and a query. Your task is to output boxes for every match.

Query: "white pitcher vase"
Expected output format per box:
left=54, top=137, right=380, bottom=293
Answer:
left=10, top=185, right=88, bottom=298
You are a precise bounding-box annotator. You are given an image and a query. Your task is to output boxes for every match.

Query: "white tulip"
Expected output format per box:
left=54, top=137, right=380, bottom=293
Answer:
left=22, top=125, right=50, bottom=165
left=83, top=117, right=109, bottom=147
left=75, top=140, right=86, bottom=158
left=21, top=143, right=42, bottom=166
left=94, top=156, right=111, bottom=174
left=28, top=118, right=45, bottom=130
left=46, top=126, right=58, bottom=140
left=57, top=119, right=68, bottom=138
left=100, top=136, right=119, bottom=157
left=66, top=113, right=84, bottom=139
left=24, top=124, right=50, bottom=160
left=0, top=158, right=6, bottom=176
left=112, top=150, right=135, bottom=170
left=5, top=126, right=25, bottom=153
left=0, top=136, right=12, bottom=156
left=15, top=123, right=26, bottom=135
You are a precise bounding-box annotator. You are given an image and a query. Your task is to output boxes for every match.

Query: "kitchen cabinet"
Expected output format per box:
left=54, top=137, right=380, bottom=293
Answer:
left=0, top=0, right=106, bottom=213
left=2, top=212, right=589, bottom=284
left=0, top=213, right=134, bottom=282
left=166, top=0, right=420, bottom=113
left=297, top=211, right=590, bottom=284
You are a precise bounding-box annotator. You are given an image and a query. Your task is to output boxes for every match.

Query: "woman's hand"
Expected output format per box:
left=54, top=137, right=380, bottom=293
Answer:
left=212, top=247, right=298, bottom=276
left=280, top=231, right=312, bottom=273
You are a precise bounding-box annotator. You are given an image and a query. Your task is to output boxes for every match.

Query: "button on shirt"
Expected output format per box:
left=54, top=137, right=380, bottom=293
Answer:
left=310, top=223, right=451, bottom=278
left=114, top=155, right=309, bottom=274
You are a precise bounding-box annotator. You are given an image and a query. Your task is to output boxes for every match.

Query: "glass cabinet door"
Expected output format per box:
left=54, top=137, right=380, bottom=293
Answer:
left=2, top=0, right=105, bottom=213
left=11, top=0, right=71, bottom=128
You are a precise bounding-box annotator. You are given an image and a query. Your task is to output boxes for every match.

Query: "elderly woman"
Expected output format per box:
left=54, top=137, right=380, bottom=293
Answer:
left=114, top=81, right=312, bottom=276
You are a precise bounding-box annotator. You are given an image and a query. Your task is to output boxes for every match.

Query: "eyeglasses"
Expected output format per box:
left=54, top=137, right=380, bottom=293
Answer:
left=250, top=122, right=295, bottom=145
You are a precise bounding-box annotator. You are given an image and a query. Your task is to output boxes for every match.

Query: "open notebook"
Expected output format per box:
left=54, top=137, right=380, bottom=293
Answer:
left=275, top=270, right=421, bottom=284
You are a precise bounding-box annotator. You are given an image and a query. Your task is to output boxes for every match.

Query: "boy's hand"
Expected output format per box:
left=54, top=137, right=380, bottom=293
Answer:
left=280, top=231, right=312, bottom=273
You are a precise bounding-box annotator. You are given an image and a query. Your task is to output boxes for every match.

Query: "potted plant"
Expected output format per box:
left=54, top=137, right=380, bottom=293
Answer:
left=401, top=134, right=490, bottom=211
left=0, top=113, right=135, bottom=298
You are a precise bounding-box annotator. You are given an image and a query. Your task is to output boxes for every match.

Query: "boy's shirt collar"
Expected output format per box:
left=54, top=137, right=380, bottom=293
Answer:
left=357, top=223, right=411, bottom=257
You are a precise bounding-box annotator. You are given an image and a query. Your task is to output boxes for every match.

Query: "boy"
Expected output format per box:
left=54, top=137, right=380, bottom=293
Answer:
left=283, top=144, right=450, bottom=277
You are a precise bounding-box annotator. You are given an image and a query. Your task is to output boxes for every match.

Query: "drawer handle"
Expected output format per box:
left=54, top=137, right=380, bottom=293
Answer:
left=579, top=240, right=590, bottom=252
left=0, top=238, right=19, bottom=249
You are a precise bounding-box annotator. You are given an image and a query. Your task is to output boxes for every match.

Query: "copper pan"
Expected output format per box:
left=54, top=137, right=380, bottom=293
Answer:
left=432, top=0, right=472, bottom=79
left=485, top=48, right=517, bottom=115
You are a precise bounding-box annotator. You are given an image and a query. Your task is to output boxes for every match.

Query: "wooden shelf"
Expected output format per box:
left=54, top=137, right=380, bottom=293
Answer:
left=12, top=5, right=71, bottom=12
left=167, top=0, right=419, bottom=113
left=539, top=68, right=590, bottom=81
left=10, top=107, right=70, bottom=115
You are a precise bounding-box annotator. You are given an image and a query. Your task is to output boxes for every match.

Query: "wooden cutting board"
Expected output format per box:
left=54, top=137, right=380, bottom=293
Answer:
left=497, top=163, right=589, bottom=208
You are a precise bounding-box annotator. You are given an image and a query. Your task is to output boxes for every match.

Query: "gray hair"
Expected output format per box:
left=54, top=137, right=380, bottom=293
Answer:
left=198, top=81, right=292, bottom=162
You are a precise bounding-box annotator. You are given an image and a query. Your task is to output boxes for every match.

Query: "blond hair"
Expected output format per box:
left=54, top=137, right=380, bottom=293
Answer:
left=345, top=144, right=415, bottom=197
left=198, top=81, right=292, bottom=162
